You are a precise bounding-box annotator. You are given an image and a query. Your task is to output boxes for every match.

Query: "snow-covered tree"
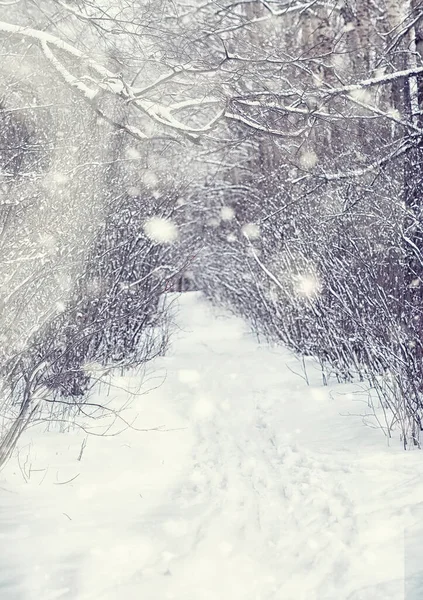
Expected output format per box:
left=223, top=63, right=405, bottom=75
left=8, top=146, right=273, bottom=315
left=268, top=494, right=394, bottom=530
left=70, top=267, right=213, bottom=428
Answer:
left=3, top=0, right=423, bottom=455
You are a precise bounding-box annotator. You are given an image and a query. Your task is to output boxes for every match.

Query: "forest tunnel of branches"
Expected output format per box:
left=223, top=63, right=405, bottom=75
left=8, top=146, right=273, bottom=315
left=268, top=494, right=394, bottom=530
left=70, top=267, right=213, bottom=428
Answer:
left=1, top=0, right=423, bottom=459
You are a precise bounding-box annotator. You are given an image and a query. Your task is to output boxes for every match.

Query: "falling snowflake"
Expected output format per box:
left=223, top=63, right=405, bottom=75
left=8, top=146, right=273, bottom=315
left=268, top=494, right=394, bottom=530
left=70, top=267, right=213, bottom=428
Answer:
left=125, top=147, right=141, bottom=160
left=127, top=186, right=141, bottom=198
left=343, top=22, right=356, bottom=33
left=349, top=88, right=372, bottom=104
left=299, top=150, right=318, bottom=169
left=193, top=397, right=215, bottom=419
left=143, top=217, right=178, bottom=243
left=38, top=233, right=57, bottom=250
left=178, top=369, right=200, bottom=384
left=221, top=206, right=235, bottom=221
left=296, top=274, right=321, bottom=297
left=56, top=273, right=72, bottom=293
left=387, top=107, right=401, bottom=120
left=242, top=223, right=260, bottom=239
left=333, top=53, right=347, bottom=69
left=143, top=171, right=159, bottom=188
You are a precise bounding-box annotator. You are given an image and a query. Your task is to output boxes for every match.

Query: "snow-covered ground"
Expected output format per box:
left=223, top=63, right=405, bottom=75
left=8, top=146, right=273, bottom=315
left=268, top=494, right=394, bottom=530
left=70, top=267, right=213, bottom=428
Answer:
left=1, top=292, right=423, bottom=599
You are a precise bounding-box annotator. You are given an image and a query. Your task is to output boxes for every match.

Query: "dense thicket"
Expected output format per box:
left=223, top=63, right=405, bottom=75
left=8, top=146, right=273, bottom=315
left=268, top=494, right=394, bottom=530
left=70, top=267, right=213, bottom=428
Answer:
left=1, top=1, right=423, bottom=455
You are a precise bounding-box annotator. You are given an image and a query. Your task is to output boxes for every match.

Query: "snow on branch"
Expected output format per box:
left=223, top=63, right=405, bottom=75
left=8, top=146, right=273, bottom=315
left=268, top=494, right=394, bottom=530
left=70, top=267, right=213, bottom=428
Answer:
left=0, top=21, right=226, bottom=139
left=203, top=1, right=336, bottom=37
left=2, top=13, right=423, bottom=144
left=291, top=139, right=414, bottom=184
left=40, top=40, right=98, bottom=101
left=320, top=66, right=423, bottom=99
left=225, top=110, right=308, bottom=137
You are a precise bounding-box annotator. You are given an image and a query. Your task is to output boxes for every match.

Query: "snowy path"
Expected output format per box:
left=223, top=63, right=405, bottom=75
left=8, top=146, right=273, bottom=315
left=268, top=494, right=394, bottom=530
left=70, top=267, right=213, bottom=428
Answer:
left=1, top=293, right=423, bottom=599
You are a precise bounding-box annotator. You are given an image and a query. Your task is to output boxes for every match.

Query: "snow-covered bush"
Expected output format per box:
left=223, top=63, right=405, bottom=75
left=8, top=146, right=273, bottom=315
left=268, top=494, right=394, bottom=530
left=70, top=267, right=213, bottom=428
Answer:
left=0, top=2, right=186, bottom=466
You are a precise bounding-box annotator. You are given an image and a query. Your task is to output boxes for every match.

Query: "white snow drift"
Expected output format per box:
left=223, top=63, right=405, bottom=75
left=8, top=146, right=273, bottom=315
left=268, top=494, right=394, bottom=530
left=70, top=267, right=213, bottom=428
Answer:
left=0, top=293, right=422, bottom=600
